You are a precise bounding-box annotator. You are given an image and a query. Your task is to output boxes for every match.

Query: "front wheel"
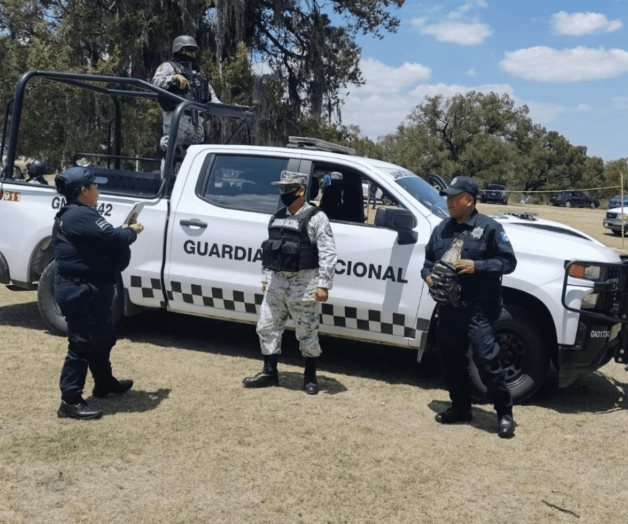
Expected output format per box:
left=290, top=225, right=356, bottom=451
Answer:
left=468, top=304, right=549, bottom=403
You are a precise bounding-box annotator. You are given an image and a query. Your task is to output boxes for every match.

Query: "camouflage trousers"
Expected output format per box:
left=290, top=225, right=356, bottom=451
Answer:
left=256, top=269, right=322, bottom=358
left=159, top=112, right=205, bottom=151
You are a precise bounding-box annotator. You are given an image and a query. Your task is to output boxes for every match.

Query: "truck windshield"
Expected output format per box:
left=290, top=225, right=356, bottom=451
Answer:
left=382, top=168, right=449, bottom=219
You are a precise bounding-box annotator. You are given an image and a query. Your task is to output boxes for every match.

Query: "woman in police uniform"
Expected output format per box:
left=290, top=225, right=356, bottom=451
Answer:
left=53, top=167, right=144, bottom=419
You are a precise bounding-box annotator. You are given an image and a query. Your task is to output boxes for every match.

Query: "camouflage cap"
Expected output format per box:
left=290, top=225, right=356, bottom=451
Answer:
left=271, top=170, right=308, bottom=186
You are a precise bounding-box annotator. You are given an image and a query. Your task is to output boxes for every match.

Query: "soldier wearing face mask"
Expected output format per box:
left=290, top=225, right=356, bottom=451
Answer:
left=243, top=171, right=337, bottom=395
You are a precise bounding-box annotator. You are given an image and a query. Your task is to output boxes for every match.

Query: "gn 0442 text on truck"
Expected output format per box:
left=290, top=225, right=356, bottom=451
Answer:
left=1, top=71, right=627, bottom=402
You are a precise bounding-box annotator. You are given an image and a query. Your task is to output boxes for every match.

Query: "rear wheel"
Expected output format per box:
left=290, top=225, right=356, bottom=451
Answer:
left=590, top=202, right=596, bottom=209
left=37, top=261, right=67, bottom=335
left=37, top=260, right=123, bottom=336
left=468, top=304, right=549, bottom=403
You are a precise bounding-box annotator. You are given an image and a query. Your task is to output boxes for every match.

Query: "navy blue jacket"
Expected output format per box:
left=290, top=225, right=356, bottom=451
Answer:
left=421, top=210, right=517, bottom=303
left=53, top=201, right=137, bottom=284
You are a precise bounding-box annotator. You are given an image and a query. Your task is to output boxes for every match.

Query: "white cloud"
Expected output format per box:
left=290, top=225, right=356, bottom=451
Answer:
left=500, top=46, right=628, bottom=82
left=552, top=11, right=622, bottom=36
left=465, top=68, right=477, bottom=77
left=357, top=58, right=431, bottom=94
left=413, top=1, right=492, bottom=45
left=342, top=58, right=590, bottom=139
left=421, top=20, right=492, bottom=45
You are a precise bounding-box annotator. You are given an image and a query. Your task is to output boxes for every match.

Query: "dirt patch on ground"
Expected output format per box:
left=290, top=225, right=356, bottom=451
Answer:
left=0, top=204, right=627, bottom=523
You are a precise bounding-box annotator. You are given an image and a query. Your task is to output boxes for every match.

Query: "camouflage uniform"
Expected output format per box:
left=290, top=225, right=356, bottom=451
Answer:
left=151, top=61, right=220, bottom=151
left=257, top=202, right=337, bottom=357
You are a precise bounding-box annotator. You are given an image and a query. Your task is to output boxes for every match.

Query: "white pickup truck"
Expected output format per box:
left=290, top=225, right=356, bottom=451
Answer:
left=1, top=71, right=627, bottom=402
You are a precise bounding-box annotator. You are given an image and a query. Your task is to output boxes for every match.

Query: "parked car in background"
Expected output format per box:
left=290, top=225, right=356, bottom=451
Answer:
left=607, top=194, right=628, bottom=209
left=478, top=183, right=508, bottom=204
left=603, top=207, right=628, bottom=236
left=550, top=191, right=599, bottom=208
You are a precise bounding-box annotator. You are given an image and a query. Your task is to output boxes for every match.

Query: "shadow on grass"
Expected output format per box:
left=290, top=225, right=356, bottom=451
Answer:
left=532, top=371, right=627, bottom=414
left=427, top=400, right=498, bottom=436
left=272, top=370, right=347, bottom=395
left=0, top=300, right=49, bottom=331
left=119, top=309, right=442, bottom=391
left=90, top=387, right=171, bottom=415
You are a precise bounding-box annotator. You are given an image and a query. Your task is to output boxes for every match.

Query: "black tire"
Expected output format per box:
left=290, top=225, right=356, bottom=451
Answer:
left=612, top=230, right=622, bottom=236
left=590, top=202, right=596, bottom=209
left=468, top=304, right=549, bottom=403
left=37, top=261, right=67, bottom=335
left=37, top=260, right=123, bottom=336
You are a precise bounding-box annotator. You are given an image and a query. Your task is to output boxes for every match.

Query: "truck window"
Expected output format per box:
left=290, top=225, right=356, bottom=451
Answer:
left=197, top=154, right=288, bottom=214
left=313, top=163, right=401, bottom=225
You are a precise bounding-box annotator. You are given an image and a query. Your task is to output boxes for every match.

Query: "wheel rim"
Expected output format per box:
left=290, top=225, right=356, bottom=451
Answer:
left=497, top=330, right=528, bottom=383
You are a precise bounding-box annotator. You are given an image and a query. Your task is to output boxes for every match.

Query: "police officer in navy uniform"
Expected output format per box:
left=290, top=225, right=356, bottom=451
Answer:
left=421, top=176, right=518, bottom=438
left=53, top=167, right=144, bottom=419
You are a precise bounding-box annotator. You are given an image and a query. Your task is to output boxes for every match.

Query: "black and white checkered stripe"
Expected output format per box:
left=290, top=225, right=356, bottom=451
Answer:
left=129, top=276, right=423, bottom=338
left=129, top=275, right=166, bottom=308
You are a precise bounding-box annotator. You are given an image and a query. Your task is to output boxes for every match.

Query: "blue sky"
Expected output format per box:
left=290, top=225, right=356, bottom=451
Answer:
left=341, top=0, right=628, bottom=161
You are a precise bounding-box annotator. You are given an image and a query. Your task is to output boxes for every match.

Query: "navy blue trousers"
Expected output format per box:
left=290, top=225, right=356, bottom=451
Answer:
left=55, top=276, right=116, bottom=398
left=437, top=302, right=512, bottom=415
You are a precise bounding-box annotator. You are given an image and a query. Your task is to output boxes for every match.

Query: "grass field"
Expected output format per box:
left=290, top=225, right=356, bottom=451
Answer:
left=0, top=203, right=626, bottom=523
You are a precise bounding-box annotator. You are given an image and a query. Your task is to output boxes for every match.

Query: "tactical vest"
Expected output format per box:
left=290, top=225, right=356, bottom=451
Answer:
left=158, top=60, right=211, bottom=112
left=261, top=206, right=320, bottom=272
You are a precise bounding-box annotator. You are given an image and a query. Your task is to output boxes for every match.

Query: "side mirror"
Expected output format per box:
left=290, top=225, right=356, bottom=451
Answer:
left=374, top=207, right=418, bottom=245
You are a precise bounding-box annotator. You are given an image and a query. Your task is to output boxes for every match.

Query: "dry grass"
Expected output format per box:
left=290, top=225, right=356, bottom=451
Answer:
left=1, top=204, right=627, bottom=523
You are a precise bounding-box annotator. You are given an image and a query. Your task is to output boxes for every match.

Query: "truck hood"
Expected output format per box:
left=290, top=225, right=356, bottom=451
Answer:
left=493, top=212, right=621, bottom=263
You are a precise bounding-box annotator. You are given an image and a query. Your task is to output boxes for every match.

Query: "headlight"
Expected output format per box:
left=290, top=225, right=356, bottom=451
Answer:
left=568, top=263, right=601, bottom=280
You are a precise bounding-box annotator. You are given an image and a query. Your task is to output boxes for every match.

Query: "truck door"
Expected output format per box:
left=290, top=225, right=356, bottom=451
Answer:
left=163, top=151, right=292, bottom=324
left=310, top=161, right=427, bottom=348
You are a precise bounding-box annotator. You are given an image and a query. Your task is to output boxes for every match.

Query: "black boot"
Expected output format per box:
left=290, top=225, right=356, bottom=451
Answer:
left=303, top=357, right=319, bottom=395
left=92, top=378, right=134, bottom=398
left=243, top=355, right=279, bottom=388
left=498, top=413, right=515, bottom=439
left=58, top=392, right=103, bottom=420
left=435, top=406, right=473, bottom=424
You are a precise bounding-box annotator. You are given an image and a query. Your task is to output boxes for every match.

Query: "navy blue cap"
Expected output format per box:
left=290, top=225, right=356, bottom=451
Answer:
left=439, top=176, right=478, bottom=198
left=61, top=167, right=107, bottom=195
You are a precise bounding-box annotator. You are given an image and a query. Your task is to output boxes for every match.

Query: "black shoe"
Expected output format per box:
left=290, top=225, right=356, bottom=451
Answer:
left=242, top=370, right=279, bottom=388
left=303, top=357, right=319, bottom=395
left=498, top=414, right=515, bottom=438
left=93, top=378, right=134, bottom=398
left=57, top=400, right=103, bottom=420
left=304, top=381, right=319, bottom=395
left=435, top=407, right=473, bottom=424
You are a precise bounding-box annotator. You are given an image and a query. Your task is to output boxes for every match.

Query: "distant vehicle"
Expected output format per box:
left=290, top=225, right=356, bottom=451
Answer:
left=479, top=183, right=508, bottom=205
left=550, top=191, right=599, bottom=208
left=603, top=207, right=628, bottom=236
left=607, top=194, right=628, bottom=209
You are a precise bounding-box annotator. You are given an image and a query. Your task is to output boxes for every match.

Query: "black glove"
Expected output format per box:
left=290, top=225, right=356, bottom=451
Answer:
left=429, top=261, right=462, bottom=307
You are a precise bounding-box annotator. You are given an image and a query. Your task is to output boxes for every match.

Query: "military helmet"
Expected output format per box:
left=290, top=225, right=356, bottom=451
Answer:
left=27, top=159, right=51, bottom=177
left=172, top=35, right=198, bottom=54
